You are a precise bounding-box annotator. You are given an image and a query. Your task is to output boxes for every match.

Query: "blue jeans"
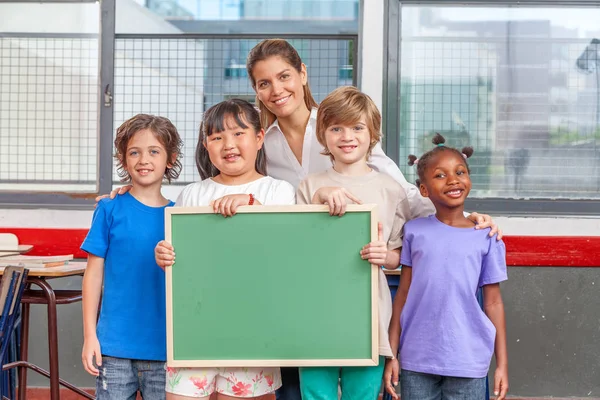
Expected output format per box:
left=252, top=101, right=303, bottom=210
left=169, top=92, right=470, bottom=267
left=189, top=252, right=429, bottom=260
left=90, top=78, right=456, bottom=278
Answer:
left=400, top=369, right=486, bottom=400
left=276, top=367, right=302, bottom=400
left=96, top=356, right=166, bottom=400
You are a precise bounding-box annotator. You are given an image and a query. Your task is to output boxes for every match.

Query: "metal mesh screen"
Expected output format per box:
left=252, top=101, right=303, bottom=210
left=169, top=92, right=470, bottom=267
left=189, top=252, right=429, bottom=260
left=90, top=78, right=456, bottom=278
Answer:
left=0, top=35, right=99, bottom=191
left=398, top=8, right=600, bottom=200
left=113, top=36, right=356, bottom=184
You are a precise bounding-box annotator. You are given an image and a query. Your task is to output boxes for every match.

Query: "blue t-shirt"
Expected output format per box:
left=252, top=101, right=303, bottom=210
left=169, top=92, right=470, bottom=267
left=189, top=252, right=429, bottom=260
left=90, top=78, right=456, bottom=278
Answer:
left=399, top=215, right=507, bottom=378
left=81, top=192, right=174, bottom=361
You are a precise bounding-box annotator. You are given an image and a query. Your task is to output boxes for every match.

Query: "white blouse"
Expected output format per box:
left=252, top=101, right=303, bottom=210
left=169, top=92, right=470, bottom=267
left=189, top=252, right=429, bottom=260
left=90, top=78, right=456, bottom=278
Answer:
left=263, top=108, right=435, bottom=219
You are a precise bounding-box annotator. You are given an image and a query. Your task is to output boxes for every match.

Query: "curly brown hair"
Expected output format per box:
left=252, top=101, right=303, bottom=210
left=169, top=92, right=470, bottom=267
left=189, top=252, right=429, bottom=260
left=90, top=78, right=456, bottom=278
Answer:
left=114, top=114, right=183, bottom=183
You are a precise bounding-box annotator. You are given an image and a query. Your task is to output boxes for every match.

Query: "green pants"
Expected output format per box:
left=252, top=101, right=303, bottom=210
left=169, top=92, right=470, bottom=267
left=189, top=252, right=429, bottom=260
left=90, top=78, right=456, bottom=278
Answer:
left=299, top=357, right=385, bottom=400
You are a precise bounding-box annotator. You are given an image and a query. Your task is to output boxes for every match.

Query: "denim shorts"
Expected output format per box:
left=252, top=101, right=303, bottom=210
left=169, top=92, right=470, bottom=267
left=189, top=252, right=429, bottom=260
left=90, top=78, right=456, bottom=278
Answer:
left=400, top=369, right=486, bottom=400
left=95, top=356, right=166, bottom=400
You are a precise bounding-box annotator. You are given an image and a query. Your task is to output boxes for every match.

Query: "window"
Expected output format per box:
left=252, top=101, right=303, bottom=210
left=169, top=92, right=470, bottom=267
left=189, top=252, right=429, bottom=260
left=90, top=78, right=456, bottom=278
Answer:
left=0, top=0, right=357, bottom=207
left=385, top=1, right=600, bottom=214
left=113, top=36, right=357, bottom=191
left=0, top=1, right=111, bottom=208
left=144, top=0, right=359, bottom=22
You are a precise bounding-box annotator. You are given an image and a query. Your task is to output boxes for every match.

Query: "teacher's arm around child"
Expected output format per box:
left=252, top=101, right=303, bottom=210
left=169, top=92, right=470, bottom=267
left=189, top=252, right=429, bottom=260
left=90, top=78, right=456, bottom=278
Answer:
left=155, top=99, right=294, bottom=400
left=383, top=133, right=508, bottom=400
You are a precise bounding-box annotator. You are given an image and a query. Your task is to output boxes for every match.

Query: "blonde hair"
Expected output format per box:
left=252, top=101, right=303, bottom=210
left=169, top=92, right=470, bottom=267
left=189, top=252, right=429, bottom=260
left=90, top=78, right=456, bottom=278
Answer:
left=246, top=39, right=319, bottom=128
left=316, top=86, right=382, bottom=161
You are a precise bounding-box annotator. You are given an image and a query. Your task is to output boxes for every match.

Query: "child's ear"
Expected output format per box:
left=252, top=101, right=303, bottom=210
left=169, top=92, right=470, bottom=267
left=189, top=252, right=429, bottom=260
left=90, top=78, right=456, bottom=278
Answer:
left=419, top=183, right=429, bottom=198
left=255, top=129, right=265, bottom=149
left=167, top=152, right=178, bottom=169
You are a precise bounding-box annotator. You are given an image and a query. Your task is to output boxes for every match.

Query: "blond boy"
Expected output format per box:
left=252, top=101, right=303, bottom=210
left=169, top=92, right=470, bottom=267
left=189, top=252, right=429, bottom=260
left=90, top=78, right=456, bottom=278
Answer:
left=296, top=86, right=410, bottom=400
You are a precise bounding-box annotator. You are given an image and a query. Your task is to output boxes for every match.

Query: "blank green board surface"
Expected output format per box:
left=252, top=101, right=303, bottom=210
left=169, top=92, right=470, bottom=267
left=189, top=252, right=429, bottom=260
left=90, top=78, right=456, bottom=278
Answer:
left=166, top=205, right=378, bottom=367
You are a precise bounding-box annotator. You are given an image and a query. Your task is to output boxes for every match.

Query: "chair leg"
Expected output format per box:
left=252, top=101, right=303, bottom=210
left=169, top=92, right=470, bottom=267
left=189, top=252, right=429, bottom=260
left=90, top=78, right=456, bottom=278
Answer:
left=17, top=303, right=29, bottom=400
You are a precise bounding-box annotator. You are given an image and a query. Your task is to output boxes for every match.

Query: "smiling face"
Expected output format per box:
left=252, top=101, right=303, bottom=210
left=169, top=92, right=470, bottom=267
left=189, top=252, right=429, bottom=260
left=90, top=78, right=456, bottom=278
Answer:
left=315, top=86, right=382, bottom=166
left=123, top=129, right=171, bottom=189
left=419, top=149, right=472, bottom=210
left=203, top=114, right=265, bottom=180
left=323, top=115, right=371, bottom=167
left=251, top=56, right=308, bottom=120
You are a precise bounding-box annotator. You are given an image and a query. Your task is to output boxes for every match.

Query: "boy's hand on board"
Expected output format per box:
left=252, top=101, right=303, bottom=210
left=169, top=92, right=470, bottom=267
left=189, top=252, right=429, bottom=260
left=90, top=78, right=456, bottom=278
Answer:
left=312, top=187, right=362, bottom=216
left=210, top=194, right=259, bottom=217
left=93, top=185, right=133, bottom=208
left=469, top=212, right=503, bottom=240
left=494, top=365, right=509, bottom=400
left=82, top=336, right=102, bottom=376
left=383, top=357, right=400, bottom=399
left=155, top=240, right=175, bottom=269
left=360, top=222, right=387, bottom=265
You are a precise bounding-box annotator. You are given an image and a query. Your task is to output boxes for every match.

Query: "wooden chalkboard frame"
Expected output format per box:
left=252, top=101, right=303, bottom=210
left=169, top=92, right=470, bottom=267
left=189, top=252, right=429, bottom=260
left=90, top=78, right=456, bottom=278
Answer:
left=165, top=204, right=378, bottom=367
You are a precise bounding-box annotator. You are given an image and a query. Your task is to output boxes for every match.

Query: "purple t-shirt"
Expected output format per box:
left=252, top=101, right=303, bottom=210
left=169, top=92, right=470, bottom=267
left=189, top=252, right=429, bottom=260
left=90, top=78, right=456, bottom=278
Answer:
left=399, top=215, right=507, bottom=378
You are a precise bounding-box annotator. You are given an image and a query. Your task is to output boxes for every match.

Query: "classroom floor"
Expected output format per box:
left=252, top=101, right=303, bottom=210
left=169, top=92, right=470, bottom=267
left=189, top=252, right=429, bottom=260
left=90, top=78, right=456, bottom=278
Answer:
left=25, top=388, right=276, bottom=399
left=23, top=388, right=600, bottom=400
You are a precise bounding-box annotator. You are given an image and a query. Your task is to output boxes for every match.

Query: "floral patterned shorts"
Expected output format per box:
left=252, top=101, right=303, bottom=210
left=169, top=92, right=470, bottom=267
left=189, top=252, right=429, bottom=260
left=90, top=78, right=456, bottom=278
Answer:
left=166, top=367, right=281, bottom=398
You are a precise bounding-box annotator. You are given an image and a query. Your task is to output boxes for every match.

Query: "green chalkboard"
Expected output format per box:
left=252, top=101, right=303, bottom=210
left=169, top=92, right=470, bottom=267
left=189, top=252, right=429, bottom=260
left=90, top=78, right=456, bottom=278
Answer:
left=165, top=205, right=378, bottom=367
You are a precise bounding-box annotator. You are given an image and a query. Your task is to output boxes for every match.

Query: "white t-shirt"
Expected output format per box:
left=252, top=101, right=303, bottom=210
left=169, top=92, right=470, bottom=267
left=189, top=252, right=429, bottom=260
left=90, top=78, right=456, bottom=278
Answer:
left=175, top=176, right=296, bottom=207
left=263, top=108, right=436, bottom=220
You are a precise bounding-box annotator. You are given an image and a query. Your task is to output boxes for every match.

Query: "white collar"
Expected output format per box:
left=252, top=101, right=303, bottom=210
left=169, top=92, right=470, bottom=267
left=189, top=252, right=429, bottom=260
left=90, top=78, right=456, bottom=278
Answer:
left=265, top=107, right=318, bottom=135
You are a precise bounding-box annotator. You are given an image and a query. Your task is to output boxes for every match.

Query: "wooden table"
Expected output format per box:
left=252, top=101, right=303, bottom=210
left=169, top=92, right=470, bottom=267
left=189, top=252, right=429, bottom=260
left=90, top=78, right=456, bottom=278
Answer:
left=0, top=262, right=92, bottom=400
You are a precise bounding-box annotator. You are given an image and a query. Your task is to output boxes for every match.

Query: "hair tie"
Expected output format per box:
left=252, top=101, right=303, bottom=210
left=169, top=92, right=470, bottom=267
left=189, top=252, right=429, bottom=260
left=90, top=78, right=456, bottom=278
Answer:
left=437, top=143, right=445, bottom=147
left=413, top=158, right=419, bottom=165
left=462, top=153, right=467, bottom=159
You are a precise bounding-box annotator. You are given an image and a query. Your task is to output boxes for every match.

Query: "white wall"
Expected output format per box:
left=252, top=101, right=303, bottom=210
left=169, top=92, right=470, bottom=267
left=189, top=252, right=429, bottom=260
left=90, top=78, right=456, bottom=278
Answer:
left=2, top=208, right=600, bottom=236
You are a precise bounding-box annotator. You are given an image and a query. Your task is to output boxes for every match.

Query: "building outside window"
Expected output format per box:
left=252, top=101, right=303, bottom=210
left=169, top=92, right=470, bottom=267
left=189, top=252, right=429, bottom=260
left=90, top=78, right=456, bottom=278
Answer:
left=392, top=5, right=600, bottom=205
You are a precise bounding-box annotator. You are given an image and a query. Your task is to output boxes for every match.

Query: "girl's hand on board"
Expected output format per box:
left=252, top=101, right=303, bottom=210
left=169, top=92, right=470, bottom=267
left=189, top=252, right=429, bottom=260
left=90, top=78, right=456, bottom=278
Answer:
left=155, top=240, right=175, bottom=269
left=210, top=194, right=257, bottom=217
left=494, top=365, right=509, bottom=400
left=81, top=336, right=102, bottom=376
left=360, top=223, right=387, bottom=265
left=383, top=357, right=400, bottom=399
left=313, top=187, right=362, bottom=216
left=469, top=212, right=503, bottom=240
left=93, top=185, right=133, bottom=207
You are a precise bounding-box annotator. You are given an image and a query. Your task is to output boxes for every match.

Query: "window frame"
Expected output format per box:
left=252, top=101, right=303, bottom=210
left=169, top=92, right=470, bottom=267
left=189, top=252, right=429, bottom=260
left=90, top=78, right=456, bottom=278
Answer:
left=0, top=0, right=115, bottom=209
left=384, top=0, right=600, bottom=216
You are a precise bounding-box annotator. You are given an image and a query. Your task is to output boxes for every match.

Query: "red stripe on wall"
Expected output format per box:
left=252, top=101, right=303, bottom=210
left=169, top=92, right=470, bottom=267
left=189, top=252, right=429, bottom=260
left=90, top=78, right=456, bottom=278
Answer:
left=1, top=228, right=600, bottom=267
left=0, top=228, right=89, bottom=259
left=503, top=236, right=600, bottom=267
